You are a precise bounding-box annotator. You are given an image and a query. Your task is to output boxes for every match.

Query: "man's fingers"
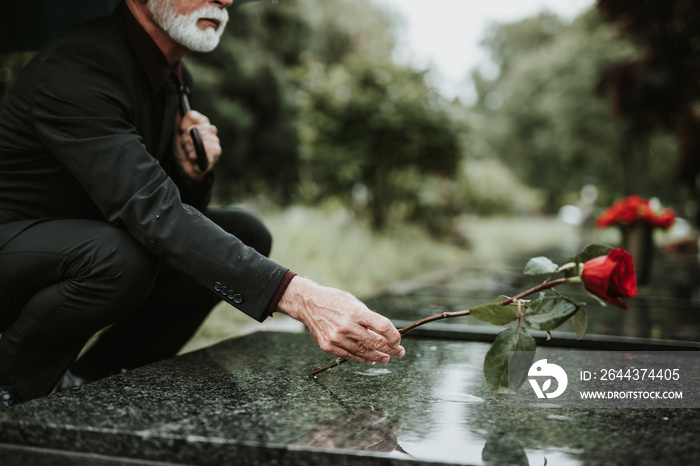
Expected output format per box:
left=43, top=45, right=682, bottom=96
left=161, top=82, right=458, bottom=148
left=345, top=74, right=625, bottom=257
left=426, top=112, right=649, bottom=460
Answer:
left=180, top=110, right=210, bottom=128
left=320, top=334, right=379, bottom=364
left=319, top=320, right=404, bottom=363
left=320, top=344, right=374, bottom=364
left=185, top=124, right=217, bottom=141
left=361, top=326, right=404, bottom=359
left=181, top=138, right=196, bottom=162
left=312, top=326, right=368, bottom=363
left=324, top=321, right=400, bottom=363
left=350, top=340, right=390, bottom=364
left=358, top=314, right=402, bottom=349
left=277, top=277, right=407, bottom=364
left=181, top=124, right=221, bottom=168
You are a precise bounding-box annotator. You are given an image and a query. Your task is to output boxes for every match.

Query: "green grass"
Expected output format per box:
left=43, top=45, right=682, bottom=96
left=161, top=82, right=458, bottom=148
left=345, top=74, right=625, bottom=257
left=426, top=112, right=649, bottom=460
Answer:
left=457, top=215, right=619, bottom=258
left=264, top=206, right=476, bottom=296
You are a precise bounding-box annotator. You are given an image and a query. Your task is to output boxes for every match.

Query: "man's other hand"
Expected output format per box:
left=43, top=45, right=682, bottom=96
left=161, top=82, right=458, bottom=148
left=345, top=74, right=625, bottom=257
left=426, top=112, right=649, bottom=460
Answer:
left=277, top=277, right=405, bottom=364
left=174, top=110, right=221, bottom=182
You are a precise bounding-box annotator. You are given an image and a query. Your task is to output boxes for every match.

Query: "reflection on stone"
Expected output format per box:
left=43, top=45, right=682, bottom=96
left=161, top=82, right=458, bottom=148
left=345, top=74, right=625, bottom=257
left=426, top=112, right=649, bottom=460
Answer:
left=353, top=367, right=392, bottom=377
left=482, top=432, right=529, bottom=466
left=291, top=406, right=402, bottom=452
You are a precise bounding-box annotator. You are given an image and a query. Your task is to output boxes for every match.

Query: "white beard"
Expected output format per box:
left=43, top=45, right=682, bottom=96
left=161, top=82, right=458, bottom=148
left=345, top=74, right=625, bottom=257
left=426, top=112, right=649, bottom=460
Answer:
left=149, top=0, right=228, bottom=53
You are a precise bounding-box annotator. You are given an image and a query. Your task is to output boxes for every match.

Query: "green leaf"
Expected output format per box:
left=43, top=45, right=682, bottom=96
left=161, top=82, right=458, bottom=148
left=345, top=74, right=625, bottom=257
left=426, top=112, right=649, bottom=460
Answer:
left=564, top=244, right=613, bottom=277
left=522, top=296, right=579, bottom=331
left=577, top=243, right=613, bottom=262
left=570, top=305, right=589, bottom=339
left=483, top=327, right=536, bottom=393
left=471, top=304, right=519, bottom=326
left=492, top=295, right=512, bottom=305
left=523, top=256, right=559, bottom=275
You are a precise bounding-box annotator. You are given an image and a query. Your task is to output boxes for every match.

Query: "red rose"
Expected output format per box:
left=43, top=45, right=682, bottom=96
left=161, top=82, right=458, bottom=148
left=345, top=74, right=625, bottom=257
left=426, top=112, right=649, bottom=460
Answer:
left=581, top=248, right=637, bottom=309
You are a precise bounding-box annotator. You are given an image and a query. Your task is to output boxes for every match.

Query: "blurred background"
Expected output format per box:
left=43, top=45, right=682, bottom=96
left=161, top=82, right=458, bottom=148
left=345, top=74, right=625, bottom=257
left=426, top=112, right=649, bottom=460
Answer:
left=1, top=0, right=698, bottom=347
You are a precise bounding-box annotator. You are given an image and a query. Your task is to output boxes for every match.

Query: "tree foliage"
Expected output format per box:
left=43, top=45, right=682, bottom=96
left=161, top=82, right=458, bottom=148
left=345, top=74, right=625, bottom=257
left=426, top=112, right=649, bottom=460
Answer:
left=471, top=9, right=683, bottom=211
left=596, top=0, right=700, bottom=218
left=293, top=57, right=461, bottom=229
left=186, top=0, right=463, bottom=229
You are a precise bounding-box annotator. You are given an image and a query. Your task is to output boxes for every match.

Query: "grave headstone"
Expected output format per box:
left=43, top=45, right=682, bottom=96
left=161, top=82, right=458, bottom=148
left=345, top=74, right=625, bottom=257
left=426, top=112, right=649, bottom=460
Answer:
left=0, top=331, right=698, bottom=466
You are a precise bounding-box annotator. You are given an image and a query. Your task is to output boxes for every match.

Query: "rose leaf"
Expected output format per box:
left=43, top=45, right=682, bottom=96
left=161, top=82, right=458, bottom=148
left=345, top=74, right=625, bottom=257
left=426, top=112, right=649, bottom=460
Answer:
left=522, top=296, right=579, bottom=331
left=483, top=327, right=536, bottom=393
left=523, top=256, right=559, bottom=275
left=471, top=303, right=520, bottom=326
left=570, top=305, right=589, bottom=339
left=492, top=295, right=512, bottom=304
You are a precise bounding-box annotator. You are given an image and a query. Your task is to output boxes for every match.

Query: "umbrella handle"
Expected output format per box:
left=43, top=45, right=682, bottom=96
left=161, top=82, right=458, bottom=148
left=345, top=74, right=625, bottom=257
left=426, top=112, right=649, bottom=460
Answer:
left=178, top=84, right=209, bottom=172
left=189, top=127, right=208, bottom=171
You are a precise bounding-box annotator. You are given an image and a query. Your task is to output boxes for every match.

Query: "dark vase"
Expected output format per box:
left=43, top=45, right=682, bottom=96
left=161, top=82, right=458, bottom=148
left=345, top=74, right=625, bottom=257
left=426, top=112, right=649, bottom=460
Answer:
left=621, top=224, right=654, bottom=285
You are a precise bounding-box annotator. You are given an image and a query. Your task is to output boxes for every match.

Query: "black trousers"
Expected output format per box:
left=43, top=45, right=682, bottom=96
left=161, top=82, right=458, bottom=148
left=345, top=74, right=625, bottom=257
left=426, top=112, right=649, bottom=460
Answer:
left=0, top=207, right=271, bottom=400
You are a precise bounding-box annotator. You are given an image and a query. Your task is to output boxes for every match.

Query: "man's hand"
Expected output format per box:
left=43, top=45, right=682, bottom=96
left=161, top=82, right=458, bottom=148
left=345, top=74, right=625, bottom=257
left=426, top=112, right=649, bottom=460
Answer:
left=174, top=110, right=221, bottom=183
left=277, top=277, right=405, bottom=364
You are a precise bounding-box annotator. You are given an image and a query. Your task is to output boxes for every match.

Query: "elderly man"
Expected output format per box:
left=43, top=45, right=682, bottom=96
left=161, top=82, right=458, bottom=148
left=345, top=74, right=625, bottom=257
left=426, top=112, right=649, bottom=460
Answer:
left=0, top=0, right=404, bottom=407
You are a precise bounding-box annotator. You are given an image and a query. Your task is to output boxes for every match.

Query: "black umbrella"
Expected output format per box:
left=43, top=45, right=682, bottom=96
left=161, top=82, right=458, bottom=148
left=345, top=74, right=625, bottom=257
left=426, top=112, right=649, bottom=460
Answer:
left=1, top=0, right=121, bottom=53
left=0, top=0, right=256, bottom=54
left=0, top=0, right=258, bottom=169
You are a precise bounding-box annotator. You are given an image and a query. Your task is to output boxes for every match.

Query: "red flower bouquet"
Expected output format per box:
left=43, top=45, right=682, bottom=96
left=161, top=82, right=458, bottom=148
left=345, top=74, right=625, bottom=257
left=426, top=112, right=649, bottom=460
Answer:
left=596, top=195, right=676, bottom=230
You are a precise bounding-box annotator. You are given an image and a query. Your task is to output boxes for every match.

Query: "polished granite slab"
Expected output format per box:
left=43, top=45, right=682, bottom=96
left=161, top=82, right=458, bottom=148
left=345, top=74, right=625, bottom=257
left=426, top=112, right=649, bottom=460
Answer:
left=0, top=331, right=698, bottom=466
left=0, top=443, right=183, bottom=466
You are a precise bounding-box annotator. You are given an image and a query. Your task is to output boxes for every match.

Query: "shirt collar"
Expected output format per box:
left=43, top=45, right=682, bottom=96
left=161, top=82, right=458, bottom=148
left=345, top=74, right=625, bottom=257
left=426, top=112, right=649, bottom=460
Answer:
left=121, top=3, right=182, bottom=92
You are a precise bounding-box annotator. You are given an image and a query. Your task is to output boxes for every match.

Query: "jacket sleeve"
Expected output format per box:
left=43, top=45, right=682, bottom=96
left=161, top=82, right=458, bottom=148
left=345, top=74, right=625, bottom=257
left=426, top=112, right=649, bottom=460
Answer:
left=29, top=33, right=286, bottom=322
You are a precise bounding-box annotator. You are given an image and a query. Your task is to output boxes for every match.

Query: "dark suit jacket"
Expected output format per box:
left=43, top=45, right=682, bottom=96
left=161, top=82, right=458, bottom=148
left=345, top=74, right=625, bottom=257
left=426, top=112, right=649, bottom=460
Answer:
left=0, top=4, right=287, bottom=322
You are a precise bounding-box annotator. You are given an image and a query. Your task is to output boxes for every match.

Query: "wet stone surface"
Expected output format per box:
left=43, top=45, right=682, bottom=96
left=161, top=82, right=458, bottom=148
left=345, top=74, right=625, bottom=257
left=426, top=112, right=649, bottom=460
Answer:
left=0, top=331, right=698, bottom=466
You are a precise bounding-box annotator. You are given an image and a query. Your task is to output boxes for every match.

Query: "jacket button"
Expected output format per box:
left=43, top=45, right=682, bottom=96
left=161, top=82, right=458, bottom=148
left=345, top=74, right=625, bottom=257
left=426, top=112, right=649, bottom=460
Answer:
left=220, top=286, right=229, bottom=294
left=214, top=282, right=222, bottom=292
left=233, top=293, right=243, bottom=304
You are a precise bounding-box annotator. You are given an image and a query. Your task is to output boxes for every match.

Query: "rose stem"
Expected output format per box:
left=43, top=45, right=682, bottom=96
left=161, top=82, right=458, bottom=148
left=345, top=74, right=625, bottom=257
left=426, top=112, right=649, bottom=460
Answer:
left=307, top=277, right=571, bottom=376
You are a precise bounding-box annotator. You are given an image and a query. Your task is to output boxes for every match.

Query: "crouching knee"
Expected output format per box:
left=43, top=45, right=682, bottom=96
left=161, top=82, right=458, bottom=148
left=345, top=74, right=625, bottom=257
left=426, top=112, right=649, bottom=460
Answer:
left=70, top=225, right=160, bottom=314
